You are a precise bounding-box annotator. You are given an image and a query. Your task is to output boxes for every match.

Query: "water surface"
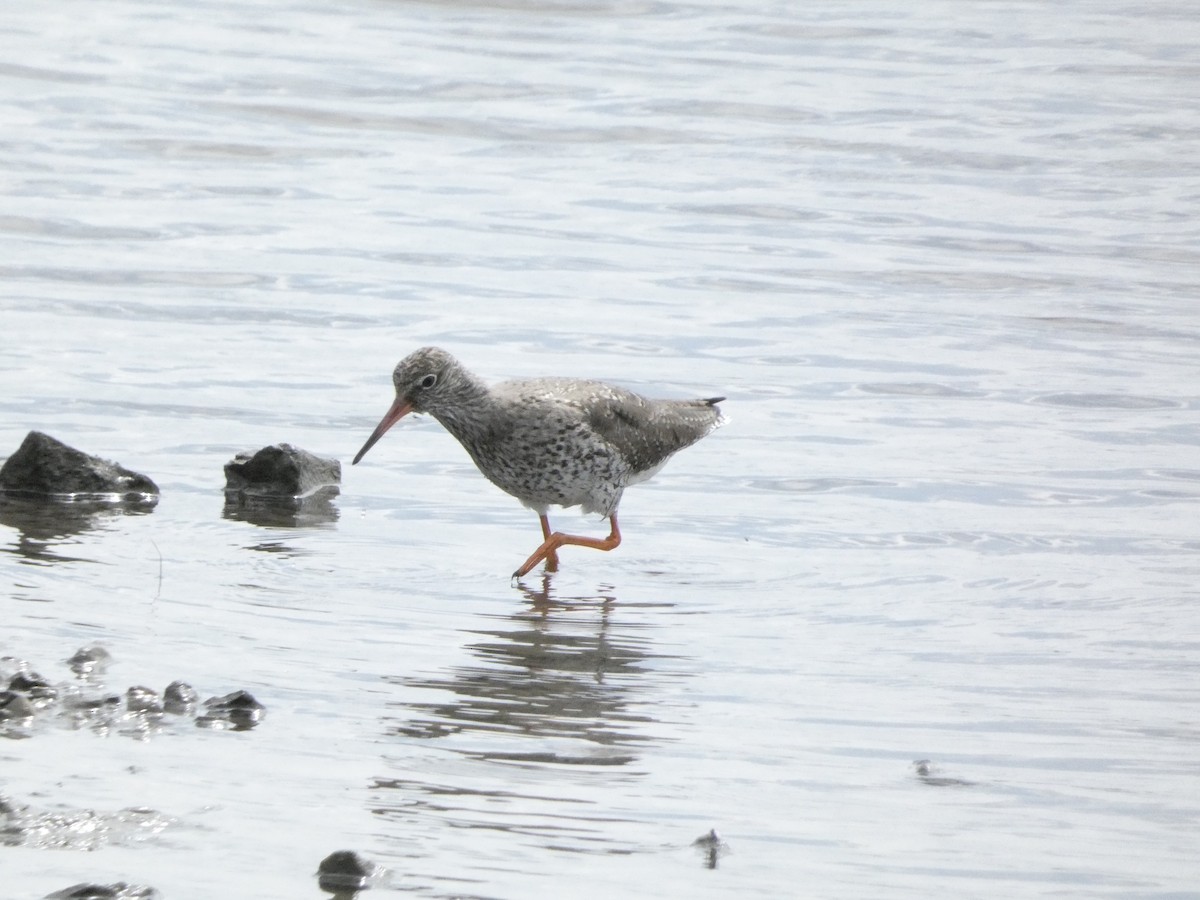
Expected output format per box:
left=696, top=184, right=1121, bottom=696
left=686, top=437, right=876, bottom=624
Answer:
left=2, top=0, right=1198, bottom=897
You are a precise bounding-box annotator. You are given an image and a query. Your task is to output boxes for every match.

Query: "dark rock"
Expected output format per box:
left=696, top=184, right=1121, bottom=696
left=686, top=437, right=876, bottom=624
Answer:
left=224, top=443, right=340, bottom=499
left=8, top=670, right=51, bottom=693
left=197, top=689, right=266, bottom=730
left=7, top=670, right=59, bottom=708
left=13, top=686, right=58, bottom=710
left=317, top=850, right=380, bottom=892
left=163, top=680, right=199, bottom=715
left=44, top=882, right=160, bottom=900
left=0, top=432, right=158, bottom=500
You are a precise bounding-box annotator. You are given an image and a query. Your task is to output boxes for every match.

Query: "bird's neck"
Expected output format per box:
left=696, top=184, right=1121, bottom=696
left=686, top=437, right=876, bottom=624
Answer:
left=428, top=374, right=497, bottom=442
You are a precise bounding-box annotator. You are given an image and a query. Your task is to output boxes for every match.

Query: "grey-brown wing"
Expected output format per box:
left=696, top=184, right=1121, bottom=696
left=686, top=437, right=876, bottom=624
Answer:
left=586, top=391, right=724, bottom=474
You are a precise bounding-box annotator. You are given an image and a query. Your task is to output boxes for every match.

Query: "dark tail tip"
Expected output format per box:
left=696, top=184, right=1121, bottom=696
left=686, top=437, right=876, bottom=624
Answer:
left=704, top=397, right=726, bottom=406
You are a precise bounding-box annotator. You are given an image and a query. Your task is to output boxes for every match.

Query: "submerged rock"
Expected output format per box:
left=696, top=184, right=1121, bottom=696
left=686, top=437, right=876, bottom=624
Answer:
left=0, top=432, right=158, bottom=501
left=224, top=443, right=340, bottom=499
left=196, top=689, right=266, bottom=730
left=163, top=680, right=199, bottom=716
left=6, top=791, right=169, bottom=854
left=125, top=686, right=163, bottom=715
left=65, top=693, right=122, bottom=729
left=912, top=759, right=975, bottom=787
left=0, top=690, right=35, bottom=725
left=7, top=670, right=58, bottom=709
left=0, top=653, right=264, bottom=741
left=317, top=849, right=382, bottom=892
left=8, top=670, right=51, bottom=693
left=68, top=645, right=113, bottom=678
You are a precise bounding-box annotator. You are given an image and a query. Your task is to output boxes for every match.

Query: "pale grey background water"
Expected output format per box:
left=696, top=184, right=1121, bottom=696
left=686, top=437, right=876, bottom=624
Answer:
left=2, top=0, right=1199, bottom=897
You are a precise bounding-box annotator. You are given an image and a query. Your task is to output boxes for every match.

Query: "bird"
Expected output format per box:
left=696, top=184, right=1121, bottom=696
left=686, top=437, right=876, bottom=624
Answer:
left=351, top=347, right=725, bottom=577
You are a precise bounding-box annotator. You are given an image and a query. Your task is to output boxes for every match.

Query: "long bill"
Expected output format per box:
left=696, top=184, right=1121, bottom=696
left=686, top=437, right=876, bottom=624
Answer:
left=352, top=397, right=413, bottom=465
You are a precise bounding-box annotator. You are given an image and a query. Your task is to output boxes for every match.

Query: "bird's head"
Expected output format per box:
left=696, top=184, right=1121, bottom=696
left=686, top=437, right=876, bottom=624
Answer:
left=389, top=346, right=461, bottom=415
left=352, top=347, right=477, bottom=465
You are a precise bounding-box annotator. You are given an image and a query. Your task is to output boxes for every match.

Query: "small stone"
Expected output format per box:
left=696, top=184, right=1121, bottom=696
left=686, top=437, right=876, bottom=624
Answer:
left=317, top=850, right=380, bottom=891
left=68, top=645, right=112, bottom=677
left=8, top=671, right=50, bottom=693
left=163, top=680, right=199, bottom=715
left=126, top=686, right=163, bottom=715
left=7, top=671, right=59, bottom=709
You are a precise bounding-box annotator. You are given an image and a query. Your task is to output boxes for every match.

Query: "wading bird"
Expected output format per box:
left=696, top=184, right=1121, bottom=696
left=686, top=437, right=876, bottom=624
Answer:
left=353, top=347, right=725, bottom=577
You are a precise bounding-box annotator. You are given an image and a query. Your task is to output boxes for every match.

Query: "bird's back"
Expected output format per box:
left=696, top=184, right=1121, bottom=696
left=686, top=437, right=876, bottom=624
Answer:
left=462, top=377, right=723, bottom=512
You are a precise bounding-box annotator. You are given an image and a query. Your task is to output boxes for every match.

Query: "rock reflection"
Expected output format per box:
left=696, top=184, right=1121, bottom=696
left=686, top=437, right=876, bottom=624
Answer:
left=221, top=485, right=340, bottom=528
left=0, top=496, right=151, bottom=564
left=386, top=579, right=675, bottom=765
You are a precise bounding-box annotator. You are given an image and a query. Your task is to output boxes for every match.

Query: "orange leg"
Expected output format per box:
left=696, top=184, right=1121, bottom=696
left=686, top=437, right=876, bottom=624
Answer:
left=539, top=514, right=560, bottom=573
left=513, top=513, right=622, bottom=578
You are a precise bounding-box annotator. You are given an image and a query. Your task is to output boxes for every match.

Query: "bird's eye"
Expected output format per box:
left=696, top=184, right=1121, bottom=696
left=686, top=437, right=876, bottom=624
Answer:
left=420, top=373, right=438, bottom=389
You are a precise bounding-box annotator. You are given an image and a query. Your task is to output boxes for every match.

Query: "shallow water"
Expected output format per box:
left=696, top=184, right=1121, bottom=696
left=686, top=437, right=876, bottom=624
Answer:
left=3, top=0, right=1199, bottom=897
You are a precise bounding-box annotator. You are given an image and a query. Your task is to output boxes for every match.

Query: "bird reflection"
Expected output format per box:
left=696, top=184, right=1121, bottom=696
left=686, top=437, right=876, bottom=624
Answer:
left=511, top=571, right=614, bottom=613
left=692, top=828, right=729, bottom=869
left=384, top=582, right=675, bottom=765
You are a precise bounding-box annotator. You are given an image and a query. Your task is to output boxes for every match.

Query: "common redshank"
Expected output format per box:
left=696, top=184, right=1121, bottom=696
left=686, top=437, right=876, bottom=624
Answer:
left=352, top=347, right=725, bottom=577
